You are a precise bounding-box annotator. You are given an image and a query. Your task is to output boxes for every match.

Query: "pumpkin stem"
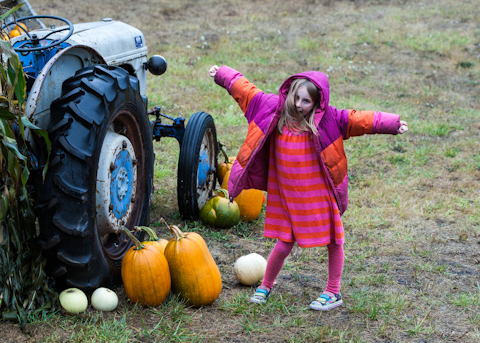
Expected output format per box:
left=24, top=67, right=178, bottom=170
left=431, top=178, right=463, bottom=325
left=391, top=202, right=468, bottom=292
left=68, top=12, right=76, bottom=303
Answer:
left=161, top=218, right=187, bottom=241
left=218, top=142, right=229, bottom=163
left=120, top=226, right=144, bottom=250
left=160, top=217, right=171, bottom=231
left=215, top=188, right=230, bottom=199
left=136, top=226, right=159, bottom=242
left=170, top=225, right=187, bottom=241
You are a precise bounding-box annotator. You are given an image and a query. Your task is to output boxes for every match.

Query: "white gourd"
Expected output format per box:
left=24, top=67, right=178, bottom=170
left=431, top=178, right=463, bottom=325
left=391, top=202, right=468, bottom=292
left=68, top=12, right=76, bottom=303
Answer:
left=59, top=288, right=88, bottom=314
left=91, top=287, right=118, bottom=311
left=234, top=253, right=267, bottom=286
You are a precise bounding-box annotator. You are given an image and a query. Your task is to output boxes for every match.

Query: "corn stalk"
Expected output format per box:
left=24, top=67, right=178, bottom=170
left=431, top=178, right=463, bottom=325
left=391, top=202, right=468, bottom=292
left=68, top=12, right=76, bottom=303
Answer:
left=0, top=5, right=56, bottom=326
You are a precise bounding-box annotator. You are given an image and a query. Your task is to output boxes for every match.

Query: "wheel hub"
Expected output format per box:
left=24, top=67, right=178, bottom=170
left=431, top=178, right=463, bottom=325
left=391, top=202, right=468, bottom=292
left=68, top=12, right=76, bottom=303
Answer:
left=197, top=149, right=210, bottom=187
left=96, top=129, right=137, bottom=237
left=116, top=167, right=129, bottom=201
left=196, top=131, right=216, bottom=210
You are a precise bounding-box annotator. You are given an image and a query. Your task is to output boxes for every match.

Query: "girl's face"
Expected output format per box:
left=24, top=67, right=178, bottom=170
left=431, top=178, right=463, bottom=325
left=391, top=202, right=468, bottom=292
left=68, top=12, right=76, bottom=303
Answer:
left=295, top=86, right=314, bottom=117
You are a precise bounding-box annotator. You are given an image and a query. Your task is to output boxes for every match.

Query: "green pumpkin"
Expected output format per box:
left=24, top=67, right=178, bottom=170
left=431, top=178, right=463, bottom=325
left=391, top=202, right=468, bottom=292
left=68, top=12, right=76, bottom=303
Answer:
left=200, top=189, right=240, bottom=228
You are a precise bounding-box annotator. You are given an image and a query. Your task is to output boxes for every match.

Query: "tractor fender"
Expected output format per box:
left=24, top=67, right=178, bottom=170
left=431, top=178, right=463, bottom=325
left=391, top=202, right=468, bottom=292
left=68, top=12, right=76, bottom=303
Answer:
left=25, top=45, right=106, bottom=129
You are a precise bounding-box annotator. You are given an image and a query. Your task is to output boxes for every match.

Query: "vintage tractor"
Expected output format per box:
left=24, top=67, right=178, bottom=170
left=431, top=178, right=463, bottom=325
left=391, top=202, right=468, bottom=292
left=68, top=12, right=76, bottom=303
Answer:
left=3, top=14, right=218, bottom=290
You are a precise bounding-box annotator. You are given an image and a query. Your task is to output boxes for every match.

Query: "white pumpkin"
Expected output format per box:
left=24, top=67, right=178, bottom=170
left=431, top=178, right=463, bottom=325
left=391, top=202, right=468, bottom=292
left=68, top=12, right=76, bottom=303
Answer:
left=91, top=287, right=118, bottom=311
left=59, top=288, right=88, bottom=314
left=234, top=253, right=267, bottom=286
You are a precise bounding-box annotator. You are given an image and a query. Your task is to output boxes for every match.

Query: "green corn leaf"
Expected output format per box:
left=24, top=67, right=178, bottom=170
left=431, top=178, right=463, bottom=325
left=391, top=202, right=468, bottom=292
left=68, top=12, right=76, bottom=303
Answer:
left=3, top=136, right=26, bottom=161
left=19, top=116, right=40, bottom=130
left=0, top=108, right=15, bottom=120
left=20, top=167, right=29, bottom=197
left=12, top=57, right=26, bottom=110
left=0, top=42, right=10, bottom=84
left=21, top=117, right=51, bottom=179
left=0, top=117, right=15, bottom=139
left=26, top=265, right=44, bottom=294
left=6, top=52, right=19, bottom=92
left=3, top=285, right=10, bottom=308
left=7, top=150, right=20, bottom=189
left=2, top=311, right=18, bottom=321
left=0, top=4, right=24, bottom=23
left=8, top=217, right=22, bottom=259
left=0, top=6, right=58, bottom=322
left=7, top=58, right=26, bottom=136
left=0, top=194, right=7, bottom=221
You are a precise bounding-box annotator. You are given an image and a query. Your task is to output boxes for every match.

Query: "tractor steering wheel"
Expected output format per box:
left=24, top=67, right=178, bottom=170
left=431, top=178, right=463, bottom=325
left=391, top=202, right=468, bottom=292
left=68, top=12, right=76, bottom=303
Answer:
left=4, top=15, right=74, bottom=53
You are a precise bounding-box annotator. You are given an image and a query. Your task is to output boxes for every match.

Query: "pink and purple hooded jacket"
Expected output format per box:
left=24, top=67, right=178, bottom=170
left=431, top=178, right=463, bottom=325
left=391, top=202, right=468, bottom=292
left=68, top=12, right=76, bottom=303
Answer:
left=214, top=66, right=400, bottom=215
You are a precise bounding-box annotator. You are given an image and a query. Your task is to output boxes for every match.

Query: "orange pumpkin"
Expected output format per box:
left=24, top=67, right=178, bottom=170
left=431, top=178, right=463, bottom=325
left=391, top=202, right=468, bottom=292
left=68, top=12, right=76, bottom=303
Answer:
left=217, top=144, right=235, bottom=185
left=157, top=239, right=169, bottom=252
left=136, top=226, right=169, bottom=253
left=120, top=227, right=171, bottom=307
left=9, top=29, right=21, bottom=38
left=164, top=224, right=222, bottom=307
left=221, top=171, right=264, bottom=222
left=218, top=156, right=235, bottom=186
left=14, top=23, right=28, bottom=33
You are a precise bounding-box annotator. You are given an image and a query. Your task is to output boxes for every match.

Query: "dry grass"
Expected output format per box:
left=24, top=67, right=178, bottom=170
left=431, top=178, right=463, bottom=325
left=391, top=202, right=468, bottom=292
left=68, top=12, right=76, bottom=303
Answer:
left=3, top=0, right=480, bottom=342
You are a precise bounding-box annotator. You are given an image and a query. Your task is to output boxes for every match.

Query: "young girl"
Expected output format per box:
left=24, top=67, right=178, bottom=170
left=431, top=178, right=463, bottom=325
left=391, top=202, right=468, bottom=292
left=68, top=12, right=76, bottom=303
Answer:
left=209, top=65, right=408, bottom=311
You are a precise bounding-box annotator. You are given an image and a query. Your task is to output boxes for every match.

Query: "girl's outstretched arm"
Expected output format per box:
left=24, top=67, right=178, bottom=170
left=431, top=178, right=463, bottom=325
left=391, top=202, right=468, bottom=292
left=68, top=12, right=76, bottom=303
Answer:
left=209, top=65, right=266, bottom=119
left=338, top=109, right=406, bottom=139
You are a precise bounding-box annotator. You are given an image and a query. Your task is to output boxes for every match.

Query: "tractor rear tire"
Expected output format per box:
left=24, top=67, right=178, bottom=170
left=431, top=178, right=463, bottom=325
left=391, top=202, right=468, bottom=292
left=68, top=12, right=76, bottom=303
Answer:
left=177, top=112, right=217, bottom=219
left=36, top=65, right=154, bottom=290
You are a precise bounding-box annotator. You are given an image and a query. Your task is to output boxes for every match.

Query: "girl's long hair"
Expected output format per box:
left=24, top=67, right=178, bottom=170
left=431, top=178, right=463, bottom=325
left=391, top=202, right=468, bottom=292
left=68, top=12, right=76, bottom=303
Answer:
left=277, top=78, right=321, bottom=136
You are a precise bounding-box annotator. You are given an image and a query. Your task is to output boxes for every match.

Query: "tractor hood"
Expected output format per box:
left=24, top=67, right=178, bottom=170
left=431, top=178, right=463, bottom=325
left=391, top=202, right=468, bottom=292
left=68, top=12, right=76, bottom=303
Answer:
left=23, top=19, right=150, bottom=130
left=64, top=20, right=148, bottom=65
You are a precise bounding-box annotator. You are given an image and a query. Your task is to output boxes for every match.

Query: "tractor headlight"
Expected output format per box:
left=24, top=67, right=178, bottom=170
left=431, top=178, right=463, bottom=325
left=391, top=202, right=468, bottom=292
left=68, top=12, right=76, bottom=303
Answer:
left=145, top=55, right=167, bottom=76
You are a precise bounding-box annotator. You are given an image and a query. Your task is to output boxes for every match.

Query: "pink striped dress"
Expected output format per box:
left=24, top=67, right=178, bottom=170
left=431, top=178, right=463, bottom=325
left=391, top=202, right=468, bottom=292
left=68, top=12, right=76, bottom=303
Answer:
left=264, top=128, right=345, bottom=247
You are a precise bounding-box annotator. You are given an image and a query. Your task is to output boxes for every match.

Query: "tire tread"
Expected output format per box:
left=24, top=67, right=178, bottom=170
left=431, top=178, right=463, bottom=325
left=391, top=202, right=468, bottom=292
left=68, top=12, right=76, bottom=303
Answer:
left=37, top=65, right=153, bottom=290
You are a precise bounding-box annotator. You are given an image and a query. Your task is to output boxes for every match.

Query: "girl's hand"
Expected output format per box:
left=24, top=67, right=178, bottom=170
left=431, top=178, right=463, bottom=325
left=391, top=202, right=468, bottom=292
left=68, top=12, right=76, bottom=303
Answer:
left=398, top=120, right=408, bottom=134
left=209, top=65, right=219, bottom=77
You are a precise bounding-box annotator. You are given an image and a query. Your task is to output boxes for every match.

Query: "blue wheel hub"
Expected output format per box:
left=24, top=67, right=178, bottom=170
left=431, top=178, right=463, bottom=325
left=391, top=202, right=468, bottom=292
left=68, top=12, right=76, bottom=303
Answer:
left=110, top=149, right=134, bottom=219
left=198, top=149, right=210, bottom=188
left=96, top=130, right=137, bottom=235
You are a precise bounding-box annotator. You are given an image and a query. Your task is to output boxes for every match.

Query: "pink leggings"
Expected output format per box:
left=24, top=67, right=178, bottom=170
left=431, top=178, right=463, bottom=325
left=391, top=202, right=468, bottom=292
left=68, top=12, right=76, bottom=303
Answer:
left=261, top=240, right=344, bottom=294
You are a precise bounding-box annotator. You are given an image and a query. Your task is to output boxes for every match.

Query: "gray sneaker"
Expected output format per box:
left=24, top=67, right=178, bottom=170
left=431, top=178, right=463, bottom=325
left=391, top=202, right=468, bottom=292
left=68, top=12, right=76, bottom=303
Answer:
left=249, top=287, right=271, bottom=304
left=309, top=292, right=343, bottom=311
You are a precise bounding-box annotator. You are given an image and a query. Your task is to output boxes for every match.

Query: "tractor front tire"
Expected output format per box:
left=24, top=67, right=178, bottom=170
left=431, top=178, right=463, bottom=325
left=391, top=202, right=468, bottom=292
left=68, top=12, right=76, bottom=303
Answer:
left=36, top=65, right=154, bottom=290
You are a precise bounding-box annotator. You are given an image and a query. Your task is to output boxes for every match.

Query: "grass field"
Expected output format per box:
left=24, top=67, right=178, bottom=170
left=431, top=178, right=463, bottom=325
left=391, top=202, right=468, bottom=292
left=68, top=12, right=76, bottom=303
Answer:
left=2, top=0, right=480, bottom=342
